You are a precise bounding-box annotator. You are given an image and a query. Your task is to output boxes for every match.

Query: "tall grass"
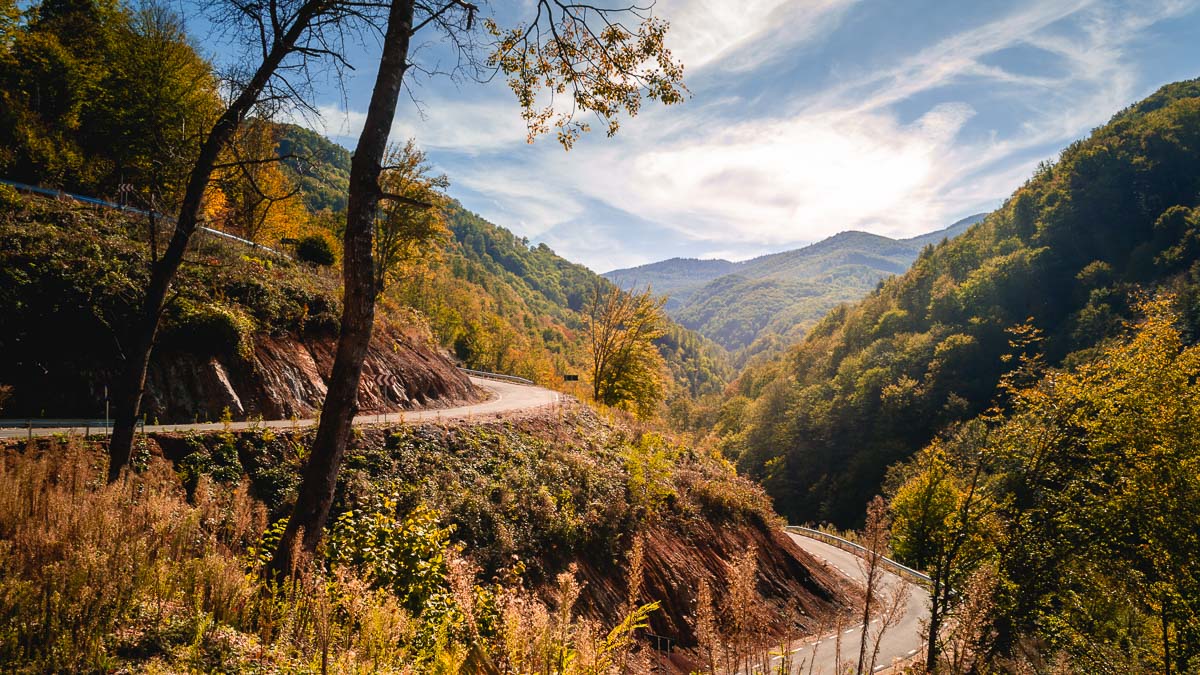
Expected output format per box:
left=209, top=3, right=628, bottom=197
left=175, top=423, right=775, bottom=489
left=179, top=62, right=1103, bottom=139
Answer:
left=0, top=440, right=666, bottom=673
left=0, top=440, right=418, bottom=672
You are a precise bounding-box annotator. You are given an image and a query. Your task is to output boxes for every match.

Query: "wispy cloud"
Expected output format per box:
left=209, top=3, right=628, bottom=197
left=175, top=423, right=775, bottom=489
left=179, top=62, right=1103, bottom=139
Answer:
left=660, top=0, right=859, bottom=72
left=298, top=0, right=1200, bottom=271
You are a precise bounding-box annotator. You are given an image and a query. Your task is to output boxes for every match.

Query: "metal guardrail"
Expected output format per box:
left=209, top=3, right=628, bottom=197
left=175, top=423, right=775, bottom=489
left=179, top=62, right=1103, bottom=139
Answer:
left=0, top=419, right=111, bottom=429
left=785, top=525, right=932, bottom=587
left=0, top=178, right=291, bottom=260
left=0, top=418, right=147, bottom=440
left=456, top=368, right=535, bottom=386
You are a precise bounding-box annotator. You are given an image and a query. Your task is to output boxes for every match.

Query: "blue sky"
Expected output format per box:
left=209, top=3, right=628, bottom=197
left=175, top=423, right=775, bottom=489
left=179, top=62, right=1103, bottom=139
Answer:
left=203, top=0, right=1200, bottom=272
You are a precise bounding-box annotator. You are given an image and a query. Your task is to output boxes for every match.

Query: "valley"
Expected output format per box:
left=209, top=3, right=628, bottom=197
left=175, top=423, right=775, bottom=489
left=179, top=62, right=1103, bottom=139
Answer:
left=604, top=215, right=984, bottom=360
left=1, top=0, right=1199, bottom=672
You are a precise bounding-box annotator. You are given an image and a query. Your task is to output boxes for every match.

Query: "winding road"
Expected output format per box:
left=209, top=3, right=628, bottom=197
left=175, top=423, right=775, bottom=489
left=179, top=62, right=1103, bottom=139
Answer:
left=777, top=533, right=929, bottom=674
left=1, top=377, right=928, bottom=674
left=0, top=376, right=561, bottom=438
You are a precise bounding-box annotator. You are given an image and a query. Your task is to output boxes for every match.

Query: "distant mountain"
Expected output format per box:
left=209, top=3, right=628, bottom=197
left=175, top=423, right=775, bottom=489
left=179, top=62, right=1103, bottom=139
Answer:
left=603, top=257, right=739, bottom=309
left=603, top=214, right=986, bottom=355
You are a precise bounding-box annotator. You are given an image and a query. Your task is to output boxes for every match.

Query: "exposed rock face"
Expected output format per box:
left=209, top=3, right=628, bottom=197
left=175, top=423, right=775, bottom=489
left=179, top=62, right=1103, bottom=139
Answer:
left=575, top=520, right=856, bottom=672
left=142, top=325, right=477, bottom=423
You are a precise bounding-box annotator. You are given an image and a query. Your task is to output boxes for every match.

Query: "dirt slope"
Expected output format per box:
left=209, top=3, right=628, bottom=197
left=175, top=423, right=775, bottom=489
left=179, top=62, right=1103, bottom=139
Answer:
left=142, top=324, right=477, bottom=423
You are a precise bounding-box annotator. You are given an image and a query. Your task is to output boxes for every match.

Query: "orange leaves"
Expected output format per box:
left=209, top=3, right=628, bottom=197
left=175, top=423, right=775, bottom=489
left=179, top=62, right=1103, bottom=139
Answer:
left=207, top=120, right=306, bottom=245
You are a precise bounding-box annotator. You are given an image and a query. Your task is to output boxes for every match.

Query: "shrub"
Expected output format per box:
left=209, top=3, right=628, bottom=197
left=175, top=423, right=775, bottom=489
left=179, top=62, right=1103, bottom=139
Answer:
left=0, top=185, right=21, bottom=210
left=295, top=233, right=336, bottom=267
left=170, top=301, right=256, bottom=359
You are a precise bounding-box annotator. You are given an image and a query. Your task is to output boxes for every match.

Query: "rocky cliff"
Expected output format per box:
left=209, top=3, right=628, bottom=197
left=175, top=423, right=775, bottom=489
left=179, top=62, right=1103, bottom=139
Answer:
left=142, top=324, right=478, bottom=423
left=0, top=194, right=478, bottom=422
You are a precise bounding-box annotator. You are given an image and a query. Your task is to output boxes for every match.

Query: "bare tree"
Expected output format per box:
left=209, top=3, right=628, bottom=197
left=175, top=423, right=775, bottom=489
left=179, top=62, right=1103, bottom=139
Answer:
left=865, top=574, right=910, bottom=674
left=693, top=579, right=721, bottom=674
left=269, top=0, right=685, bottom=574
left=106, top=0, right=383, bottom=481
left=269, top=0, right=426, bottom=576
left=856, top=496, right=891, bottom=675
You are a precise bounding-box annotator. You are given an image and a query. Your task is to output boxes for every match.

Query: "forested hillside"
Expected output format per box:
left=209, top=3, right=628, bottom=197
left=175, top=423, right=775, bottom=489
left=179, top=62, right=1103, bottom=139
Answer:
left=265, top=126, right=733, bottom=404
left=721, top=78, right=1200, bottom=527
left=606, top=215, right=982, bottom=359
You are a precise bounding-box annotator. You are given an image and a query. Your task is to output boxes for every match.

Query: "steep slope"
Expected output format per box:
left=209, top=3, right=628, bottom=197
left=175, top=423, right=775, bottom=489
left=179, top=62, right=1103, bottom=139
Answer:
left=0, top=405, right=857, bottom=672
left=722, top=78, right=1200, bottom=526
left=0, top=190, right=475, bottom=422
left=605, top=215, right=984, bottom=355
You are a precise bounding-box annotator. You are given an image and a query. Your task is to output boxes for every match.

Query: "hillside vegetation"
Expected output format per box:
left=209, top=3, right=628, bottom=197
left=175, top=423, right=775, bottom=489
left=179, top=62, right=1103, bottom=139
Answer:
left=269, top=126, right=735, bottom=407
left=0, top=406, right=853, bottom=672
left=880, top=298, right=1200, bottom=672
left=0, top=189, right=473, bottom=421
left=720, top=78, right=1200, bottom=526
left=605, top=215, right=982, bottom=358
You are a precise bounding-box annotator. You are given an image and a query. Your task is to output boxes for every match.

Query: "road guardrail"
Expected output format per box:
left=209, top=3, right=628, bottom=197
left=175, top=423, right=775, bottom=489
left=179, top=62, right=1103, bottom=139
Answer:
left=1, top=178, right=291, bottom=260
left=785, top=525, right=932, bottom=587
left=457, top=368, right=535, bottom=386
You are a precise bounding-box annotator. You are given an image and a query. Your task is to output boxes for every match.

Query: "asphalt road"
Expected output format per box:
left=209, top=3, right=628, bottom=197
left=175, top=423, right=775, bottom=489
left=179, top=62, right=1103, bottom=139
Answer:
left=0, top=377, right=561, bottom=439
left=773, top=533, right=929, bottom=675
left=2, top=378, right=925, bottom=675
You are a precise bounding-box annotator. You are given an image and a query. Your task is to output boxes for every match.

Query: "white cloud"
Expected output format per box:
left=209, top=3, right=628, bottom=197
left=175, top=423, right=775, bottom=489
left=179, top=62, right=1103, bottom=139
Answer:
left=295, top=0, right=1200, bottom=272
left=660, top=0, right=859, bottom=72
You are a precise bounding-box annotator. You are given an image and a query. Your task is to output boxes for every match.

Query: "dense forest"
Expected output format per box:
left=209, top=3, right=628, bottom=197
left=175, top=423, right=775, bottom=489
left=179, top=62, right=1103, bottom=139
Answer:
left=721, top=78, right=1200, bottom=524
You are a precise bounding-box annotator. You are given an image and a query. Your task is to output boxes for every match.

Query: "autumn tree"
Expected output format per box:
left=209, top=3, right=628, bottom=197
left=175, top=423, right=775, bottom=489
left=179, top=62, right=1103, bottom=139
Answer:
left=373, top=139, right=449, bottom=293
left=211, top=119, right=306, bottom=244
left=270, top=0, right=684, bottom=576
left=987, top=298, right=1200, bottom=671
left=585, top=283, right=668, bottom=418
left=889, top=428, right=996, bottom=672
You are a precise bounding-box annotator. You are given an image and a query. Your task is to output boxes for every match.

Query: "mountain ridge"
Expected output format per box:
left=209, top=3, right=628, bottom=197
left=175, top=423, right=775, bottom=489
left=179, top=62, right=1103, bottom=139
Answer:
left=604, top=213, right=986, bottom=354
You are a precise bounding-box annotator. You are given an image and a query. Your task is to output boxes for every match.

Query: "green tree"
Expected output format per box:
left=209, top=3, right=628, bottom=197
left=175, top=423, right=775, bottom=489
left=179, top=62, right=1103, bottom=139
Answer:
left=374, top=139, right=449, bottom=294
left=585, top=283, right=668, bottom=418
left=98, top=0, right=220, bottom=209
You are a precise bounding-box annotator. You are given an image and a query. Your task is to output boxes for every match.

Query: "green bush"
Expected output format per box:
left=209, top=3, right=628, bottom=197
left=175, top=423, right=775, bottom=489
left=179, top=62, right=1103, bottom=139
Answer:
left=0, top=185, right=22, bottom=210
left=295, top=233, right=336, bottom=267
left=171, top=301, right=255, bottom=358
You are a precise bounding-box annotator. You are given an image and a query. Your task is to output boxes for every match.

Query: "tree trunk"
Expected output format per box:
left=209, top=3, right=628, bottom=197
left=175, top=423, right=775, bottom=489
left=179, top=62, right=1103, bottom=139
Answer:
left=269, top=0, right=414, bottom=578
left=857, top=559, right=876, bottom=675
left=926, top=580, right=943, bottom=673
left=106, top=0, right=328, bottom=482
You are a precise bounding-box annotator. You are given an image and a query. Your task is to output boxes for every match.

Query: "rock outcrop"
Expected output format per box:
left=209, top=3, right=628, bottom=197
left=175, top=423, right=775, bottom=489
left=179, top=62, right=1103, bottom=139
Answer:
left=142, top=325, right=477, bottom=423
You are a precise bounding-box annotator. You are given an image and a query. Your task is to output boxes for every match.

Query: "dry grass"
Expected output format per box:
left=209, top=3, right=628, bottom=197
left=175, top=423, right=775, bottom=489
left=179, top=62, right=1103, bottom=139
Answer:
left=0, top=438, right=671, bottom=673
left=0, top=439, right=420, bottom=673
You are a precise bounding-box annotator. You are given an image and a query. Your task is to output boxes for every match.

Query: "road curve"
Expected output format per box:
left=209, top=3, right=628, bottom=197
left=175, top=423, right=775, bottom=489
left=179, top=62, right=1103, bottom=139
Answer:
left=779, top=533, right=929, bottom=674
left=0, top=377, right=561, bottom=439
